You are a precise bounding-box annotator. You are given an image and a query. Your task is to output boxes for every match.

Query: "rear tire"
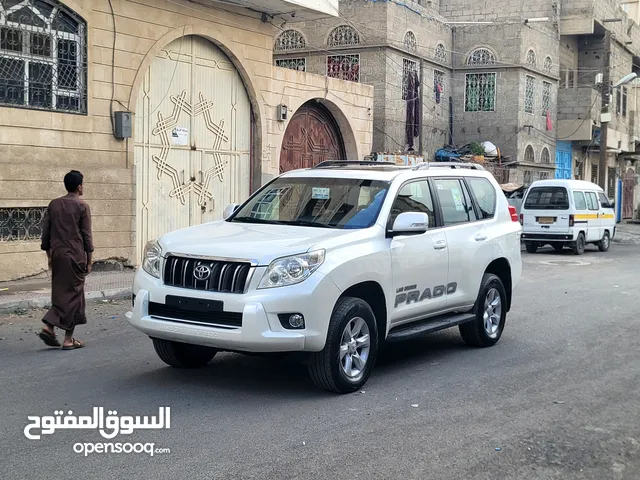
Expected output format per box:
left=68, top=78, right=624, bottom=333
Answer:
left=308, top=297, right=379, bottom=394
left=459, top=273, right=507, bottom=348
left=572, top=233, right=586, bottom=255
left=152, top=338, right=217, bottom=368
left=525, top=242, right=538, bottom=254
left=598, top=231, right=611, bottom=252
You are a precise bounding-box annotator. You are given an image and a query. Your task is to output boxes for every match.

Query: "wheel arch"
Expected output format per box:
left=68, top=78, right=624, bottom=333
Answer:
left=340, top=281, right=388, bottom=339
left=484, top=258, right=512, bottom=312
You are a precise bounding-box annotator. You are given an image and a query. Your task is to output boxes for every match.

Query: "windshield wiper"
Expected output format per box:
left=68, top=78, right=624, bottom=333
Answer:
left=231, top=216, right=285, bottom=225
left=282, top=220, right=336, bottom=228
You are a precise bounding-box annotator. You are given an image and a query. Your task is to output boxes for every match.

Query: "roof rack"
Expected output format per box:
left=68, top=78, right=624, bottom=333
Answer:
left=412, top=162, right=486, bottom=171
left=312, top=160, right=397, bottom=168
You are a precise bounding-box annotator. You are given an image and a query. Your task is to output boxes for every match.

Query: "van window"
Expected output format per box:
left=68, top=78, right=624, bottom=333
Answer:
left=524, top=186, right=569, bottom=210
left=585, top=192, right=598, bottom=211
left=598, top=192, right=610, bottom=207
left=573, top=191, right=587, bottom=210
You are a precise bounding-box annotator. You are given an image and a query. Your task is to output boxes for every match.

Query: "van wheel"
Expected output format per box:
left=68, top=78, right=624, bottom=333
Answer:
left=308, top=297, right=379, bottom=394
left=152, top=338, right=217, bottom=368
left=598, top=231, right=611, bottom=252
left=525, top=242, right=538, bottom=254
left=459, top=273, right=507, bottom=348
left=572, top=233, right=586, bottom=255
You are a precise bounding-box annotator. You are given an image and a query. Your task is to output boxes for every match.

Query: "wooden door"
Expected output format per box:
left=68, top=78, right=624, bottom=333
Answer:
left=622, top=168, right=635, bottom=219
left=279, top=101, right=346, bottom=173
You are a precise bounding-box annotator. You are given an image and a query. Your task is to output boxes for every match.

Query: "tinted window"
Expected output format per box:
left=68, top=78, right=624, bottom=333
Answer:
left=598, top=192, right=610, bottom=206
left=434, top=178, right=478, bottom=225
left=585, top=192, right=598, bottom=211
left=573, top=191, right=587, bottom=210
left=388, top=180, right=436, bottom=229
left=524, top=186, right=569, bottom=210
left=466, top=177, right=496, bottom=219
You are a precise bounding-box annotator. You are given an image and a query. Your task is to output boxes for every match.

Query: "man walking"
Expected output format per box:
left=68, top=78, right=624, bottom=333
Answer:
left=38, top=170, right=94, bottom=350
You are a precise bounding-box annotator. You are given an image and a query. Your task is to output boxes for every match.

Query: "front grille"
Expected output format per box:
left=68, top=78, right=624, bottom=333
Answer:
left=149, top=302, right=242, bottom=328
left=163, top=256, right=251, bottom=293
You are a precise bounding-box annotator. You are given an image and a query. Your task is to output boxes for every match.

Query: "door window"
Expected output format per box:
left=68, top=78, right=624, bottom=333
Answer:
left=573, top=191, right=587, bottom=210
left=434, top=178, right=478, bottom=225
left=466, top=177, right=496, bottom=219
left=388, top=180, right=436, bottom=229
left=597, top=192, right=610, bottom=207
left=585, top=192, right=598, bottom=211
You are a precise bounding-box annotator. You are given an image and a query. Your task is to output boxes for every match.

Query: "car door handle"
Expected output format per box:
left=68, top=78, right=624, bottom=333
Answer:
left=474, top=234, right=488, bottom=242
left=433, top=240, right=447, bottom=250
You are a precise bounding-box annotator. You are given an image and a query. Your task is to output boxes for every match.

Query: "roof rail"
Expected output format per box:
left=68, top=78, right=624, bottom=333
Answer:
left=313, top=160, right=397, bottom=168
left=412, top=162, right=486, bottom=171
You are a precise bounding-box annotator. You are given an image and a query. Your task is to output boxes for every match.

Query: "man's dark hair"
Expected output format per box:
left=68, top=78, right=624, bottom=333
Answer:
left=64, top=170, right=84, bottom=193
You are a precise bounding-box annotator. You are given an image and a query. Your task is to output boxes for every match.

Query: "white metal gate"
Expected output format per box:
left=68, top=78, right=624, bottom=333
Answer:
left=134, top=35, right=251, bottom=261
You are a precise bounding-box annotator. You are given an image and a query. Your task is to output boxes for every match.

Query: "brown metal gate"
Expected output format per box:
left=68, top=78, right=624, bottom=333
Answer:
left=622, top=168, right=635, bottom=219
left=279, top=101, right=346, bottom=173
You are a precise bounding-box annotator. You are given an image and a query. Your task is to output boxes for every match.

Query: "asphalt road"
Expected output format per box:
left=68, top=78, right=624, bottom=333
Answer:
left=1, top=244, right=639, bottom=480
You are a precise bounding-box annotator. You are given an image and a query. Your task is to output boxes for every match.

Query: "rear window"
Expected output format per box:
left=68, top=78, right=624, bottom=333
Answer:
left=523, top=186, right=570, bottom=210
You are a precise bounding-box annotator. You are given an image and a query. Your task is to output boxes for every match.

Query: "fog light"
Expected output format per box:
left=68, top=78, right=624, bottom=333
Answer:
left=289, top=314, right=304, bottom=329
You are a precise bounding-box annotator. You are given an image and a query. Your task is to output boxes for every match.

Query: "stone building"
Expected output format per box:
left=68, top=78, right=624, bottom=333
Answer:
left=0, top=0, right=374, bottom=281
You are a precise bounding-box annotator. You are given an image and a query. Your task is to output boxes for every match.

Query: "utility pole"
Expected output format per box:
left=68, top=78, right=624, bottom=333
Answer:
left=598, top=29, right=611, bottom=189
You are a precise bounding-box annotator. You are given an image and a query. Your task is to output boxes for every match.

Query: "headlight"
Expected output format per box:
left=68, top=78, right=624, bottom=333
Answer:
left=142, top=240, right=162, bottom=278
left=258, top=250, right=325, bottom=289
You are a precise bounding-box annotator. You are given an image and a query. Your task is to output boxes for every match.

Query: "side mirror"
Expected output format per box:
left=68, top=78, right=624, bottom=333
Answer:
left=601, top=202, right=613, bottom=209
left=390, top=212, right=429, bottom=236
left=223, top=203, right=240, bottom=219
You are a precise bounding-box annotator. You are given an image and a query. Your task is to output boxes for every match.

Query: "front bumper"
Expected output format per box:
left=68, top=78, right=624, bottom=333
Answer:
left=125, top=268, right=342, bottom=353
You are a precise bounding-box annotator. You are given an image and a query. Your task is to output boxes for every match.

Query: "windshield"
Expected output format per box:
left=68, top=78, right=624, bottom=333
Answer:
left=229, top=177, right=390, bottom=229
left=523, top=186, right=570, bottom=210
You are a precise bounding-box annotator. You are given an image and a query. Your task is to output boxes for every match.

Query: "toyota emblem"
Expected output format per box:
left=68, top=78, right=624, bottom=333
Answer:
left=193, top=264, right=212, bottom=281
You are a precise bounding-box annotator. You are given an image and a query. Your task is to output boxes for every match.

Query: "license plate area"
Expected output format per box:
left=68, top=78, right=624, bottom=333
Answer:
left=165, top=295, right=223, bottom=313
left=537, top=216, right=555, bottom=224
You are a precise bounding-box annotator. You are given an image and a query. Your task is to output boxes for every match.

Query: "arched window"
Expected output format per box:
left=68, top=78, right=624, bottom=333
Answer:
left=327, top=25, right=360, bottom=47
left=467, top=48, right=496, bottom=66
left=0, top=0, right=87, bottom=114
left=403, top=31, right=417, bottom=52
left=435, top=43, right=446, bottom=62
left=274, top=29, right=306, bottom=52
left=543, top=56, right=552, bottom=73
left=541, top=147, right=551, bottom=164
left=524, top=145, right=535, bottom=163
left=526, top=49, right=537, bottom=67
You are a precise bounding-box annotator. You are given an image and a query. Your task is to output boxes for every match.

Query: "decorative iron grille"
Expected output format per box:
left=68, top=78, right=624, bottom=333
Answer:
left=523, top=170, right=533, bottom=186
left=0, top=0, right=87, bottom=114
left=403, top=31, right=416, bottom=52
left=0, top=206, right=47, bottom=241
left=467, top=48, right=495, bottom=66
left=539, top=171, right=550, bottom=180
left=524, top=75, right=535, bottom=114
left=327, top=54, right=359, bottom=82
left=526, top=49, right=537, bottom=67
left=464, top=73, right=495, bottom=112
left=543, top=56, right=552, bottom=73
left=524, top=145, right=535, bottom=163
left=274, top=29, right=306, bottom=52
left=541, top=81, right=551, bottom=116
left=541, top=147, right=551, bottom=164
left=434, top=43, right=446, bottom=63
left=402, top=58, right=417, bottom=100
left=327, top=25, right=360, bottom=47
left=275, top=58, right=306, bottom=72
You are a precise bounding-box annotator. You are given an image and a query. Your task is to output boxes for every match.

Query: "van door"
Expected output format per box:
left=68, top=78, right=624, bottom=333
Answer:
left=522, top=185, right=571, bottom=235
left=584, top=191, right=601, bottom=241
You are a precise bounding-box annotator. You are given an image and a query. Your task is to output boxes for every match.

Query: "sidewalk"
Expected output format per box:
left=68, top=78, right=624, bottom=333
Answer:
left=613, top=221, right=640, bottom=245
left=0, top=270, right=134, bottom=314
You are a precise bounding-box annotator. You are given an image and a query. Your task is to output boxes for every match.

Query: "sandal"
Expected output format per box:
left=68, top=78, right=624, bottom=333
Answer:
left=38, top=330, right=61, bottom=347
left=62, top=338, right=85, bottom=350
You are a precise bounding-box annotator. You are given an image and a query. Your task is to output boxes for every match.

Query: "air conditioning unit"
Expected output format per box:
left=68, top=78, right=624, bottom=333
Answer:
left=595, top=73, right=603, bottom=85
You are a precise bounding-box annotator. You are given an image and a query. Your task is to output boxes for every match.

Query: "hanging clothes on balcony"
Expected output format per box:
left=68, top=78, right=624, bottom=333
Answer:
left=406, top=70, right=420, bottom=149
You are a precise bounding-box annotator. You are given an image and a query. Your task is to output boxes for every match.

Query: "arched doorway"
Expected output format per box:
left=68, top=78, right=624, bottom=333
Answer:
left=622, top=167, right=635, bottom=219
left=279, top=100, right=346, bottom=172
left=134, top=35, right=251, bottom=256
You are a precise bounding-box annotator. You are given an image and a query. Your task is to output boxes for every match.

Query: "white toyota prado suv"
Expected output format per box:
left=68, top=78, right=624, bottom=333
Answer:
left=126, top=161, right=522, bottom=393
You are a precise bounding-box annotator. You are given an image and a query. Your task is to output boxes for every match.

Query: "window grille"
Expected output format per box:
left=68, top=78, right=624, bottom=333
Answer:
left=467, top=48, right=496, bottom=66
left=526, top=49, right=536, bottom=67
left=0, top=0, right=87, bottom=114
left=523, top=170, right=533, bottom=186
left=402, top=58, right=417, bottom=100
left=539, top=171, right=550, bottom=180
left=275, top=58, right=306, bottom=72
left=434, top=69, right=444, bottom=94
left=434, top=43, right=446, bottom=62
left=607, top=167, right=616, bottom=197
left=524, top=145, right=535, bottom=163
left=591, top=164, right=598, bottom=184
left=541, top=147, right=551, bottom=164
left=464, top=73, right=495, bottom=112
left=576, top=161, right=583, bottom=180
left=543, top=56, right=552, bottom=73
left=525, top=75, right=535, bottom=114
left=542, top=81, right=551, bottom=116
left=274, top=30, right=306, bottom=52
left=403, top=31, right=416, bottom=52
left=0, top=206, right=47, bottom=241
left=327, top=54, right=359, bottom=82
left=327, top=25, right=360, bottom=47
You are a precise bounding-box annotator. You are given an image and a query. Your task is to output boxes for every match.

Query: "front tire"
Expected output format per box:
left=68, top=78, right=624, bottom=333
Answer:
left=459, top=273, right=507, bottom=347
left=308, top=297, right=379, bottom=394
left=572, top=232, right=586, bottom=255
left=152, top=338, right=217, bottom=368
left=598, top=231, right=611, bottom=252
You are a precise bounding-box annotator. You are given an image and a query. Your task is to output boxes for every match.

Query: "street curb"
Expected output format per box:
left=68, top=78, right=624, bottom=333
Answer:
left=0, top=287, right=132, bottom=314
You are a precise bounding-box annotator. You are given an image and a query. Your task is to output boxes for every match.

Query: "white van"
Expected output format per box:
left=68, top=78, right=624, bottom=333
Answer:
left=520, top=179, right=616, bottom=255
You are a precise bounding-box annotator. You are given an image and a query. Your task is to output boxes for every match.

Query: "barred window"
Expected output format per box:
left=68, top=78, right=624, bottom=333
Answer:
left=576, top=161, right=584, bottom=180
left=327, top=25, right=360, bottom=47
left=591, top=164, right=598, bottom=184
left=541, top=147, right=551, bottom=164
left=465, top=73, right=495, bottom=112
left=0, top=206, right=46, bottom=241
left=275, top=58, right=306, bottom=72
left=403, top=31, right=417, bottom=52
left=327, top=54, right=359, bottom=82
left=541, top=81, right=551, bottom=116
left=539, top=171, right=550, bottom=180
left=543, top=56, right=552, bottom=73
left=402, top=58, right=417, bottom=100
left=274, top=29, right=306, bottom=52
left=0, top=0, right=87, bottom=114
left=524, top=145, right=535, bottom=163
left=434, top=43, right=446, bottom=62
left=526, top=49, right=537, bottom=67
left=525, top=75, right=535, bottom=114
left=607, top=167, right=616, bottom=197
left=434, top=69, right=445, bottom=93
left=523, top=170, right=533, bottom=186
left=467, top=48, right=496, bottom=66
